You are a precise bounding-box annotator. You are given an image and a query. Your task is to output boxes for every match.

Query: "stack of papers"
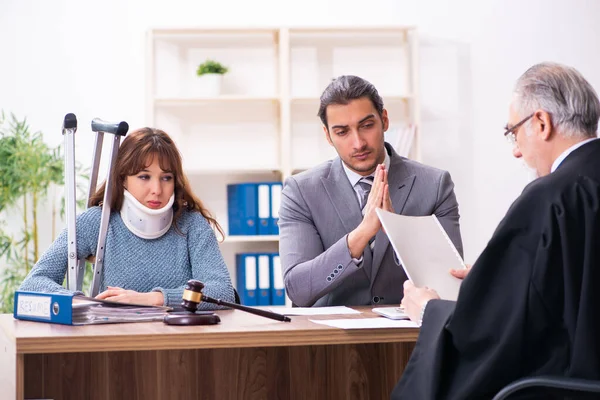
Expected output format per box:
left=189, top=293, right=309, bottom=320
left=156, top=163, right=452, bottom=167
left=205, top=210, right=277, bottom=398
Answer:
left=71, top=296, right=170, bottom=325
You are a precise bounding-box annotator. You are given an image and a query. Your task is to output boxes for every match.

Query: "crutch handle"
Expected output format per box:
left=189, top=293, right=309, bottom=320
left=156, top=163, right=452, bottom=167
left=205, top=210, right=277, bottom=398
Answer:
left=91, top=118, right=129, bottom=136
left=62, top=113, right=77, bottom=131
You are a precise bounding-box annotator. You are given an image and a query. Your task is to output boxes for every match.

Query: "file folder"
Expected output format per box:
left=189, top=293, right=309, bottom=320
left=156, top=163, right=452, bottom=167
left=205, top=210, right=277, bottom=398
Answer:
left=227, top=183, right=258, bottom=235
left=14, top=291, right=76, bottom=325
left=14, top=291, right=170, bottom=325
left=257, top=253, right=271, bottom=305
left=270, top=253, right=286, bottom=305
left=257, top=183, right=271, bottom=235
left=269, top=183, right=282, bottom=235
left=236, top=253, right=258, bottom=305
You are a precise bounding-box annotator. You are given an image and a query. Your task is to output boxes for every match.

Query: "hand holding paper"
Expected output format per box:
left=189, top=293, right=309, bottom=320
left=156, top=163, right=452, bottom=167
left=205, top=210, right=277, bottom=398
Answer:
left=401, top=280, right=440, bottom=323
left=376, top=209, right=466, bottom=300
left=450, top=264, right=472, bottom=280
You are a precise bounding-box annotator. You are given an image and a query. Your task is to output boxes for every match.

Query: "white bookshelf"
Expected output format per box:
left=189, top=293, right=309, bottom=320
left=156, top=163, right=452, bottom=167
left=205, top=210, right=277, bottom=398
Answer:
left=223, top=235, right=280, bottom=243
left=146, top=26, right=420, bottom=291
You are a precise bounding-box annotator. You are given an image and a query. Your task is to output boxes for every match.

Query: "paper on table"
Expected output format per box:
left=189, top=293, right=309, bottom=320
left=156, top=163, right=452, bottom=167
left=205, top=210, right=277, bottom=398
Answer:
left=376, top=208, right=466, bottom=301
left=310, top=318, right=418, bottom=329
left=71, top=295, right=170, bottom=325
left=268, top=306, right=361, bottom=316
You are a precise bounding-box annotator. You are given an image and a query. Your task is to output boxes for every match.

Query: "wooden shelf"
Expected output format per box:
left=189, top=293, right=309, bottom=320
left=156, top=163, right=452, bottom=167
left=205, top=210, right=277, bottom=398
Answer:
left=222, top=235, right=280, bottom=243
left=185, top=167, right=282, bottom=176
left=155, top=96, right=279, bottom=106
left=289, top=26, right=416, bottom=34
left=291, top=94, right=414, bottom=104
left=152, top=27, right=279, bottom=37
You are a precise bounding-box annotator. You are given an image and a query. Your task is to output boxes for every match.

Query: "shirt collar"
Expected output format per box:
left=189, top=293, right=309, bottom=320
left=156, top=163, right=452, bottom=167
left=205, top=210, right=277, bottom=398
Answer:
left=551, top=137, right=598, bottom=173
left=342, top=146, right=391, bottom=187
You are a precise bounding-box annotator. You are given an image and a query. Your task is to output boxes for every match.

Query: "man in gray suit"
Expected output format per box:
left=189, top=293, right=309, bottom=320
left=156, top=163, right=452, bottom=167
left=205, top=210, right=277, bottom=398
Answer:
left=279, top=75, right=463, bottom=307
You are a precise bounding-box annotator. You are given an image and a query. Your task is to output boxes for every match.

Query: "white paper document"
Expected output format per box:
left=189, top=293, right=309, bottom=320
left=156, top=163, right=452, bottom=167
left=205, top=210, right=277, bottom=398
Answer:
left=269, top=306, right=361, bottom=316
left=376, top=209, right=466, bottom=301
left=71, top=296, right=170, bottom=325
left=310, top=317, right=418, bottom=329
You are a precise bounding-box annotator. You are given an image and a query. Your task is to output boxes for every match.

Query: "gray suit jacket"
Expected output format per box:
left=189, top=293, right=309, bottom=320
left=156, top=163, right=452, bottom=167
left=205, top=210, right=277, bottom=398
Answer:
left=278, top=143, right=463, bottom=307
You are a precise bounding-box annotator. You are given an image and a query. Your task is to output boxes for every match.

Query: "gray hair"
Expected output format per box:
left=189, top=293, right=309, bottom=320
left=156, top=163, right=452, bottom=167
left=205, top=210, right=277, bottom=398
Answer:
left=317, top=75, right=384, bottom=128
left=514, top=62, right=600, bottom=138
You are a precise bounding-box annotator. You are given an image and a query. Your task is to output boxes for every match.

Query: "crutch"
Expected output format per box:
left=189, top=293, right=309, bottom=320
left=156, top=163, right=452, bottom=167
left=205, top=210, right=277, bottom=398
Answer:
left=62, top=113, right=78, bottom=292
left=63, top=116, right=129, bottom=294
left=87, top=118, right=129, bottom=297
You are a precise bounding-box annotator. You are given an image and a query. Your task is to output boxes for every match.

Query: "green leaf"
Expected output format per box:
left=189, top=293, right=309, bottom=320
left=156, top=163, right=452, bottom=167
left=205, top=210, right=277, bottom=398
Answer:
left=196, top=59, right=228, bottom=76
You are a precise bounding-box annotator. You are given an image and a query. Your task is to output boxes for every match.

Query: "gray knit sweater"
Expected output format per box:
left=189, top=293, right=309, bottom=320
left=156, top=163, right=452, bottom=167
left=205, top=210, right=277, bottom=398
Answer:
left=19, top=206, right=235, bottom=309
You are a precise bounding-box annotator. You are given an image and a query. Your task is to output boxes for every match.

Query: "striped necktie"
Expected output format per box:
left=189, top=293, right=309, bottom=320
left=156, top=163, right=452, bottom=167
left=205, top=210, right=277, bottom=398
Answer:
left=356, top=176, right=374, bottom=210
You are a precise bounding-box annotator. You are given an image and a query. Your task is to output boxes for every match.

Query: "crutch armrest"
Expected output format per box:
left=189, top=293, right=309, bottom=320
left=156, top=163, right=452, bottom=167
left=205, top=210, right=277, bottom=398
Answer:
left=91, top=118, right=129, bottom=136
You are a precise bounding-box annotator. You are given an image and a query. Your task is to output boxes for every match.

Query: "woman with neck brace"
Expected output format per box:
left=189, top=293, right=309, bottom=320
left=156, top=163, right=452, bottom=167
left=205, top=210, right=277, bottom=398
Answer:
left=19, top=128, right=235, bottom=309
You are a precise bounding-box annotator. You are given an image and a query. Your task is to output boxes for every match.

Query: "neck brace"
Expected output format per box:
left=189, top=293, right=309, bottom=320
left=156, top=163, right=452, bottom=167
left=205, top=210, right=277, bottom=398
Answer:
left=120, top=190, right=175, bottom=239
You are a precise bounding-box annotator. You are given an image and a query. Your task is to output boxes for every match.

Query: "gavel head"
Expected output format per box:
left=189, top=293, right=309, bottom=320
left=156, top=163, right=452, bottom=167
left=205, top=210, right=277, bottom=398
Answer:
left=181, top=279, right=205, bottom=312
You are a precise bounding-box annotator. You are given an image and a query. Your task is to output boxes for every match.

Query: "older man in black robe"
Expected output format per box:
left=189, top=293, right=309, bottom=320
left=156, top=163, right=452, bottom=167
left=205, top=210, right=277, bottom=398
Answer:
left=392, top=62, right=600, bottom=399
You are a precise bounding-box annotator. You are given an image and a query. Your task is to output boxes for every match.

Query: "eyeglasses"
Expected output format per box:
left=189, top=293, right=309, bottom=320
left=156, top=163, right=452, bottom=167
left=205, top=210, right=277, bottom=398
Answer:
left=504, top=113, right=533, bottom=146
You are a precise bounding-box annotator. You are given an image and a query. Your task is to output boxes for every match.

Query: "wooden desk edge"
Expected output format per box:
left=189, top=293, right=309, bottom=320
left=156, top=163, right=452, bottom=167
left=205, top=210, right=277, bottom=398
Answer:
left=16, top=327, right=419, bottom=354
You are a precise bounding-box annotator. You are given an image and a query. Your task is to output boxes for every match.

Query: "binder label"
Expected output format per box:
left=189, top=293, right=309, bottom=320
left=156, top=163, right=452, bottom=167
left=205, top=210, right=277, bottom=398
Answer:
left=272, top=255, right=285, bottom=290
left=258, top=184, right=270, bottom=220
left=258, top=255, right=270, bottom=289
left=245, top=256, right=257, bottom=290
left=16, top=294, right=52, bottom=319
left=271, top=184, right=282, bottom=219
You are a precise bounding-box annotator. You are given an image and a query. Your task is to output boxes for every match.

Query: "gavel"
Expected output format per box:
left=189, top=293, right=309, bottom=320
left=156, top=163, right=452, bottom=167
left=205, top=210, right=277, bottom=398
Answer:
left=164, top=280, right=291, bottom=325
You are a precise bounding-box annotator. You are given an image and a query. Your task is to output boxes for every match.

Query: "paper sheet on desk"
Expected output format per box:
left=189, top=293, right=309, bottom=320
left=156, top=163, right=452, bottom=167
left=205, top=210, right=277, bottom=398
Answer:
left=310, top=318, right=418, bottom=329
left=269, top=306, right=361, bottom=316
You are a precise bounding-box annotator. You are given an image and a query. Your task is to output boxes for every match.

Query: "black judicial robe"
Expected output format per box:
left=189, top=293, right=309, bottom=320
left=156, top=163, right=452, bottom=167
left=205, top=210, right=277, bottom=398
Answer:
left=392, top=139, right=600, bottom=400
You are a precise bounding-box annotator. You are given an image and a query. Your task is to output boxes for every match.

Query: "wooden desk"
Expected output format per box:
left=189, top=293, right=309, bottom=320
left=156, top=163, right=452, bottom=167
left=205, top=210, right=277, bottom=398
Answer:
left=0, top=307, right=418, bottom=400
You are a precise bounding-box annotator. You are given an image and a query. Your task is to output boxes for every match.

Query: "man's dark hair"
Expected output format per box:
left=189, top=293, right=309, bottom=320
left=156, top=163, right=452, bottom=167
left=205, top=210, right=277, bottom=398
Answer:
left=317, top=75, right=384, bottom=128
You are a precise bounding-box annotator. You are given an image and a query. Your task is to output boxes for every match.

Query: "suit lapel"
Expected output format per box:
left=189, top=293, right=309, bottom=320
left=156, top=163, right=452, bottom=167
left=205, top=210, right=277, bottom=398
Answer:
left=321, top=158, right=364, bottom=233
left=371, top=146, right=416, bottom=283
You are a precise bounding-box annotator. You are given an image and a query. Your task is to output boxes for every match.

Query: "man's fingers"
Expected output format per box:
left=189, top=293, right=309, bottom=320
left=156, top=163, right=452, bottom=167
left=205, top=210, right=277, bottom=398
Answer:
left=374, top=163, right=382, bottom=181
left=371, top=164, right=385, bottom=191
left=450, top=268, right=469, bottom=279
left=374, top=169, right=385, bottom=199
left=383, top=184, right=391, bottom=210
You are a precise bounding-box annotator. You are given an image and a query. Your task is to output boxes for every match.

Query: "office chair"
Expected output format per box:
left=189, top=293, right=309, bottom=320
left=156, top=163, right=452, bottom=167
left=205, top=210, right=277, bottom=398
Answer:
left=492, top=376, right=600, bottom=400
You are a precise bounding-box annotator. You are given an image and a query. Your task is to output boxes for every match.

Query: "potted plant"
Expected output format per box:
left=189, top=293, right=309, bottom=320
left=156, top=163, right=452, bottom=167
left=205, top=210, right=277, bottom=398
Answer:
left=0, top=112, right=90, bottom=312
left=195, top=59, right=228, bottom=97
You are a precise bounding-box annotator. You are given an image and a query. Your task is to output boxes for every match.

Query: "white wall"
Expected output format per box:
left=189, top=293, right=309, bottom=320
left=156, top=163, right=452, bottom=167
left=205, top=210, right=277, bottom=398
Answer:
left=1, top=0, right=600, bottom=265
